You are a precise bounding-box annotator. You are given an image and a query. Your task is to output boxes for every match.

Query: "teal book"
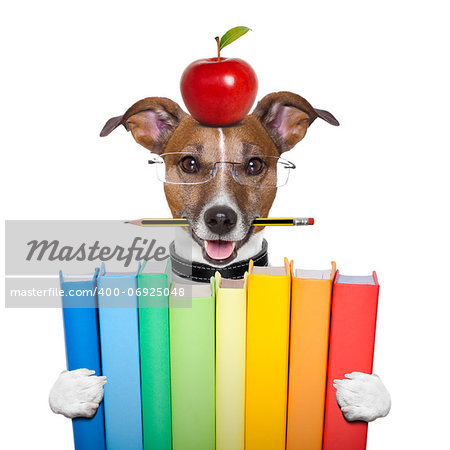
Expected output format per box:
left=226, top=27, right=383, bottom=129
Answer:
left=138, top=259, right=172, bottom=450
left=97, top=264, right=143, bottom=450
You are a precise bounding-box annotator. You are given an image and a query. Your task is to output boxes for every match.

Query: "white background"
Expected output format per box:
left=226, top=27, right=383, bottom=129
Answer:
left=1, top=0, right=449, bottom=448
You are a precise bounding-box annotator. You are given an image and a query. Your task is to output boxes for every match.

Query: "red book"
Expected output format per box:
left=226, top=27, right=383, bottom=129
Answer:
left=323, top=271, right=379, bottom=450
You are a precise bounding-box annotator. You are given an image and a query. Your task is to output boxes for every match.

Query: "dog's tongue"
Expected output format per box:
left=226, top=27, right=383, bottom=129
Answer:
left=205, top=240, right=234, bottom=260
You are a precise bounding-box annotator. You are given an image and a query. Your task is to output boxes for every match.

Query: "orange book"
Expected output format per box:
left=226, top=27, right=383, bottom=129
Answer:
left=286, top=261, right=336, bottom=450
left=245, top=258, right=291, bottom=450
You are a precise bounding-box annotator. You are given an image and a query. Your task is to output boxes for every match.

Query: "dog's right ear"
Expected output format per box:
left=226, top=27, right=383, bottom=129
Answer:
left=100, top=97, right=186, bottom=154
left=252, top=91, right=339, bottom=154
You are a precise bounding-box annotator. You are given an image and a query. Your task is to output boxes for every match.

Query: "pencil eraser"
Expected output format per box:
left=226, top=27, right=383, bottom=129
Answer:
left=308, top=218, right=314, bottom=225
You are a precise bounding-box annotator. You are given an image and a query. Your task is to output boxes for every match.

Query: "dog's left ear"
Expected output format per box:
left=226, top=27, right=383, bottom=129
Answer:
left=252, top=91, right=339, bottom=153
left=100, top=97, right=186, bottom=154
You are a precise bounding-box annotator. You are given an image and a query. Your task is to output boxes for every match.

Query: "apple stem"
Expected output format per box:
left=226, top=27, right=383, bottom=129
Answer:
left=215, top=36, right=221, bottom=61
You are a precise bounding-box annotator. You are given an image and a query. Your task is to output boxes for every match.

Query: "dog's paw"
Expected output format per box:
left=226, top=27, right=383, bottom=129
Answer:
left=333, top=372, right=391, bottom=422
left=49, top=368, right=107, bottom=419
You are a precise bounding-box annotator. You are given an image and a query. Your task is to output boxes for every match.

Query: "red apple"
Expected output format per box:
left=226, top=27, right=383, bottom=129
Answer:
left=180, top=57, right=258, bottom=126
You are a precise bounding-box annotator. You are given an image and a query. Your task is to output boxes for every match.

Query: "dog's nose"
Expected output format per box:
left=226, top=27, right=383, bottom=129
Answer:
left=204, top=206, right=238, bottom=235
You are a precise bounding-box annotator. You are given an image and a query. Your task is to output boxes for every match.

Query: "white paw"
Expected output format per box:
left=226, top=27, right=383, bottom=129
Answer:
left=49, top=368, right=107, bottom=419
left=333, top=372, right=391, bottom=422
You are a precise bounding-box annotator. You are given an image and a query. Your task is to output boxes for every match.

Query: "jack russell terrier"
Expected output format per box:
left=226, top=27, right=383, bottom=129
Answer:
left=49, top=91, right=391, bottom=425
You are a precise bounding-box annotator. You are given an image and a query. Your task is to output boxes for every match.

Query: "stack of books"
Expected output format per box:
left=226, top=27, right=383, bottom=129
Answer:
left=60, top=258, right=379, bottom=450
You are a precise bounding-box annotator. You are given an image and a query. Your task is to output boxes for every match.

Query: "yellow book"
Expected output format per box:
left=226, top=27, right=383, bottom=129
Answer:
left=286, top=261, right=336, bottom=450
left=245, top=258, right=291, bottom=450
left=215, top=272, right=247, bottom=450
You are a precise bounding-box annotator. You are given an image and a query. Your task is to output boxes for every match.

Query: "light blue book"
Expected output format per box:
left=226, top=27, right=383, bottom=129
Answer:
left=97, top=263, right=143, bottom=450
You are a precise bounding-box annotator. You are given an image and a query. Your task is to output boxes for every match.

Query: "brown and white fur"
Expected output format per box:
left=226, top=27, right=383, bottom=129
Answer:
left=49, top=92, right=390, bottom=424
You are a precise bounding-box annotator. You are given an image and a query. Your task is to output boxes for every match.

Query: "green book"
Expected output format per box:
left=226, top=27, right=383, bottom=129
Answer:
left=138, top=259, right=172, bottom=450
left=169, top=277, right=216, bottom=450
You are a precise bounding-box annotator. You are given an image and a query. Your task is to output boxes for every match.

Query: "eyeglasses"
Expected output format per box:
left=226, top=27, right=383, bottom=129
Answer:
left=148, top=152, right=296, bottom=188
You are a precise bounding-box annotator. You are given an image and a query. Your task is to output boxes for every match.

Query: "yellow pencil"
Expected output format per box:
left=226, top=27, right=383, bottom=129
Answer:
left=125, top=217, right=314, bottom=227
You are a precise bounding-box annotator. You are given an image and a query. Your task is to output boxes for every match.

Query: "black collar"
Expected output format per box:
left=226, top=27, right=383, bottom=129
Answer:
left=169, top=239, right=268, bottom=283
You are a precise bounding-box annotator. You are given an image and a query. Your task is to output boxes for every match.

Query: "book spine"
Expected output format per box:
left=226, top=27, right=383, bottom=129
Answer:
left=61, top=275, right=106, bottom=450
left=245, top=274, right=291, bottom=450
left=215, top=287, right=246, bottom=450
left=323, top=276, right=379, bottom=450
left=286, top=277, right=333, bottom=450
left=169, top=289, right=215, bottom=450
left=138, top=274, right=172, bottom=450
left=98, top=275, right=143, bottom=450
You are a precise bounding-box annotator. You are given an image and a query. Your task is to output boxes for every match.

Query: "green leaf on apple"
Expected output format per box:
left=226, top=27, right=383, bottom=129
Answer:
left=219, top=26, right=251, bottom=51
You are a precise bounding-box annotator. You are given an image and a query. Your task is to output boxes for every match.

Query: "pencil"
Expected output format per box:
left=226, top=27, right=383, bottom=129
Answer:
left=125, top=218, right=314, bottom=227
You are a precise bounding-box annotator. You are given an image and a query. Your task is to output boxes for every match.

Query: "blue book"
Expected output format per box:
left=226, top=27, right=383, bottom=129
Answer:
left=60, top=269, right=106, bottom=450
left=97, top=264, right=143, bottom=450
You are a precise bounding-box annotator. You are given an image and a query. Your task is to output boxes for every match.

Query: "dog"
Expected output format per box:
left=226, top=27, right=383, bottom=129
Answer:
left=49, top=91, right=391, bottom=425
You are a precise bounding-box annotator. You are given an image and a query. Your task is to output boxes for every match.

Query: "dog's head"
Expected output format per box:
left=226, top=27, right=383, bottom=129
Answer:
left=101, top=92, right=338, bottom=265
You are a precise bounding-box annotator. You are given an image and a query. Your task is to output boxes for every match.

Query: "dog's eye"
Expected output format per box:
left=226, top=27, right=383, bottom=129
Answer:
left=179, top=156, right=199, bottom=173
left=245, top=157, right=265, bottom=175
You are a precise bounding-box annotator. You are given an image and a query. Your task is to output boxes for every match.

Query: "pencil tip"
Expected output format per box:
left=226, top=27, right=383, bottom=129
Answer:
left=125, top=219, right=141, bottom=226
